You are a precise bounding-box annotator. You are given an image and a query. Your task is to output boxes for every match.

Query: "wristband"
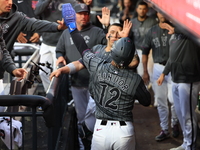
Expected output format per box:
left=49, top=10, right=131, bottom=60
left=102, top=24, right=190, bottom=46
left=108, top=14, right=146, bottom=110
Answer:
left=66, top=63, right=77, bottom=74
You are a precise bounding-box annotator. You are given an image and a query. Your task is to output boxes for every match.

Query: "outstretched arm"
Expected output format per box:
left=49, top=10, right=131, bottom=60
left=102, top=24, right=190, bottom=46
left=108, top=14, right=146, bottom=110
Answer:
left=62, top=3, right=89, bottom=55
left=50, top=60, right=84, bottom=80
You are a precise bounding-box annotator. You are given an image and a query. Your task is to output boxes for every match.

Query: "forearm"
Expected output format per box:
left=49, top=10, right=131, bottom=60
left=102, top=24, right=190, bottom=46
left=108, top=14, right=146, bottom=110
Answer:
left=22, top=17, right=58, bottom=33
left=142, top=54, right=148, bottom=73
left=60, top=61, right=85, bottom=74
left=162, top=60, right=170, bottom=75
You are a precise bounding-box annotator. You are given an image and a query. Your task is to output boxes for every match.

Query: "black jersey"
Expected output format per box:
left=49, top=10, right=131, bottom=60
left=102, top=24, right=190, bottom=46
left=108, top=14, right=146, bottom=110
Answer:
left=142, top=24, right=171, bottom=64
left=71, top=30, right=151, bottom=121
left=131, top=16, right=157, bottom=50
left=83, top=52, right=151, bottom=121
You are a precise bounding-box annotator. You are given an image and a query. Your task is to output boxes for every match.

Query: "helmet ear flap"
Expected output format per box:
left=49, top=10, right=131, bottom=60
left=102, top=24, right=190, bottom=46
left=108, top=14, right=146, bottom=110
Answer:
left=111, top=37, right=135, bottom=67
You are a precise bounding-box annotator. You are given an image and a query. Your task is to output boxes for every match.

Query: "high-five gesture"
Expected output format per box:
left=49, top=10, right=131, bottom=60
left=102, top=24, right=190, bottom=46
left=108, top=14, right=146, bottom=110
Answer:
left=118, top=19, right=132, bottom=38
left=97, top=7, right=110, bottom=27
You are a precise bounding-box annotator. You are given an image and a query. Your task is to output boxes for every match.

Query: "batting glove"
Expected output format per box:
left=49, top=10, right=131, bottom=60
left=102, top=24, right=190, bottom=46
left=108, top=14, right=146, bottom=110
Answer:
left=62, top=3, right=76, bottom=33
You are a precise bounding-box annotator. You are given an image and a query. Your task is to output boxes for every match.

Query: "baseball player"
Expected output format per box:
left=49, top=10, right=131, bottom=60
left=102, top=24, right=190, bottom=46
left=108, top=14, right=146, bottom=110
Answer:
left=142, top=12, right=179, bottom=141
left=130, top=1, right=157, bottom=77
left=58, top=4, right=111, bottom=149
left=52, top=4, right=151, bottom=150
left=157, top=23, right=200, bottom=150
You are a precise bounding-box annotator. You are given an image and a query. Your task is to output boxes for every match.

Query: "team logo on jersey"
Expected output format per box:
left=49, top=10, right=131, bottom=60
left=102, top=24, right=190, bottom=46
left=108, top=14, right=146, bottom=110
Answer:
left=152, top=37, right=160, bottom=48
left=70, top=37, right=74, bottom=45
left=83, top=35, right=90, bottom=44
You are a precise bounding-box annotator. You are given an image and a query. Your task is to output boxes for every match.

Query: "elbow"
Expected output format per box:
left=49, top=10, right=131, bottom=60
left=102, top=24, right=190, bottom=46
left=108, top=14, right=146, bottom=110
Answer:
left=143, top=100, right=151, bottom=107
left=139, top=94, right=151, bottom=107
left=145, top=95, right=152, bottom=106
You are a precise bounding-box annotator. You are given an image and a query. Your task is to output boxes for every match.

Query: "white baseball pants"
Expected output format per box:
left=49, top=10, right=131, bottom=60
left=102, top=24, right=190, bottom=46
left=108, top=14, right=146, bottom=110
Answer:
left=172, top=81, right=200, bottom=150
left=71, top=86, right=96, bottom=132
left=152, top=63, right=178, bottom=130
left=91, top=119, right=135, bottom=150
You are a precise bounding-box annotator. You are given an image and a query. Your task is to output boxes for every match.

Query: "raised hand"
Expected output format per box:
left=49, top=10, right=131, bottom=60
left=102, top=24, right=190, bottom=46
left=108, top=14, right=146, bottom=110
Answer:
left=161, top=23, right=174, bottom=34
left=62, top=3, right=76, bottom=32
left=118, top=19, right=132, bottom=38
left=97, top=7, right=110, bottom=27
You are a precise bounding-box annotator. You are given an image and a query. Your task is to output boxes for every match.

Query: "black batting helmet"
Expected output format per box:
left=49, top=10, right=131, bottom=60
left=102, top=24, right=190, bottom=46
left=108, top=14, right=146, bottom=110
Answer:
left=111, top=37, right=135, bottom=67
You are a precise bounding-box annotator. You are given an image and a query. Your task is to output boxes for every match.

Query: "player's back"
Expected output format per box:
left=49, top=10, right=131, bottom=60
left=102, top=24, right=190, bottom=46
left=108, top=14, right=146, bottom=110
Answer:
left=91, top=63, right=150, bottom=122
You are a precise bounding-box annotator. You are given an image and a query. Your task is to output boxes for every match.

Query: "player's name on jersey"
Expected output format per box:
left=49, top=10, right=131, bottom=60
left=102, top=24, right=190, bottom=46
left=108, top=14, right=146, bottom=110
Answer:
left=97, top=72, right=129, bottom=91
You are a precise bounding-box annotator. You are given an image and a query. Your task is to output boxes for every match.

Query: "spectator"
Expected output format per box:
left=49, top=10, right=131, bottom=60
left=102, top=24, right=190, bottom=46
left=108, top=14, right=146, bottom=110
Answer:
left=119, top=0, right=137, bottom=24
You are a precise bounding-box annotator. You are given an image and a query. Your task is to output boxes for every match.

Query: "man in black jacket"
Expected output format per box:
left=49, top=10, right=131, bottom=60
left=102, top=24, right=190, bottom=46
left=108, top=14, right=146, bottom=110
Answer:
left=157, top=23, right=200, bottom=150
left=0, top=0, right=66, bottom=92
left=0, top=25, right=27, bottom=112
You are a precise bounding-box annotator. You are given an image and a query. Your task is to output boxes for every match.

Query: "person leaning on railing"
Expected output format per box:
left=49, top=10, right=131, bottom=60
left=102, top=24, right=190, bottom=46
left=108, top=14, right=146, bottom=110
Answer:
left=0, top=25, right=27, bottom=112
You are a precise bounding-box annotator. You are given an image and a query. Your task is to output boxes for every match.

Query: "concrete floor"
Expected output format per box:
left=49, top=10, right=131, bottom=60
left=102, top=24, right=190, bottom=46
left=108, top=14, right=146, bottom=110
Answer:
left=133, top=103, right=200, bottom=150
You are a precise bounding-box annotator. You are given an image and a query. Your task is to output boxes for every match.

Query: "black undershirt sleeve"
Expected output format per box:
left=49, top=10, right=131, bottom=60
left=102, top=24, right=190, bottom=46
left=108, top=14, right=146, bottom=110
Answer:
left=134, top=80, right=151, bottom=106
left=70, top=29, right=90, bottom=55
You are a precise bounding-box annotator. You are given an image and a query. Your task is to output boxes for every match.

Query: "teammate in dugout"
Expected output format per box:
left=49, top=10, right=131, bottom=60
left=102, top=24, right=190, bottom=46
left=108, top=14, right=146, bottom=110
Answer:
left=142, top=12, right=179, bottom=141
left=157, top=23, right=200, bottom=150
left=51, top=3, right=151, bottom=150
left=0, top=25, right=27, bottom=112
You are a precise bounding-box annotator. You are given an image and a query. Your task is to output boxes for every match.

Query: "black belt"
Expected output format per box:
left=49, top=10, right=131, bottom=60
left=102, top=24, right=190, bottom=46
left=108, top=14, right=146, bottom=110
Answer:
left=100, top=120, right=127, bottom=126
left=159, top=61, right=166, bottom=66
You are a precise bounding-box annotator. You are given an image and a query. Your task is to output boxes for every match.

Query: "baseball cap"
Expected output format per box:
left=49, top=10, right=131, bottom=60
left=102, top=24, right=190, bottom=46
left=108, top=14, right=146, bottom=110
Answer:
left=74, top=3, right=89, bottom=13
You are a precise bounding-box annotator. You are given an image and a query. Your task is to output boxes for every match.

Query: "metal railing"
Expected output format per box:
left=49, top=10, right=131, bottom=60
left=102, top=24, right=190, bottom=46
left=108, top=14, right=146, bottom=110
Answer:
left=0, top=44, right=77, bottom=150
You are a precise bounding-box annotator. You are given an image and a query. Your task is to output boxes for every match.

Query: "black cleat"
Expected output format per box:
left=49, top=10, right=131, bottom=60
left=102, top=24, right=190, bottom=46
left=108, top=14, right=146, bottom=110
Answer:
left=155, top=130, right=170, bottom=141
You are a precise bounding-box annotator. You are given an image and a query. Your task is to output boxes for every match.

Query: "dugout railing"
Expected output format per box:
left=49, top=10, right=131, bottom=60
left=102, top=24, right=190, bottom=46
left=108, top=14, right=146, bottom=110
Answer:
left=0, top=45, right=77, bottom=150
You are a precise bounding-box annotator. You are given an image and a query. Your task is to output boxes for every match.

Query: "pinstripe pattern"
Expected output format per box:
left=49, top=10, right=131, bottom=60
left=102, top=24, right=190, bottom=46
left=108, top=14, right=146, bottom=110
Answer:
left=83, top=50, right=151, bottom=122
